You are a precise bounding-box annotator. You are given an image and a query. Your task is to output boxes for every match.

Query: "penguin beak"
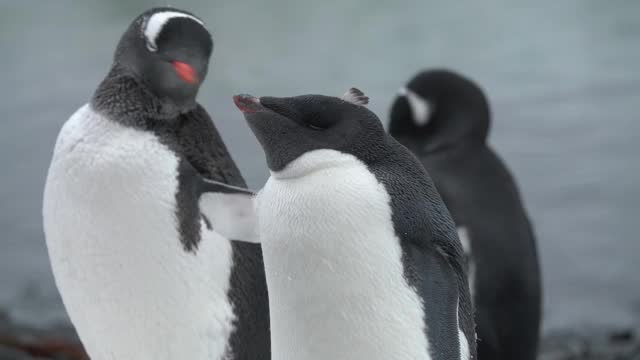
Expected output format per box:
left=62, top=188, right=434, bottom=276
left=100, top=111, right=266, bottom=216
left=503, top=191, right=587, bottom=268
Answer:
left=233, top=94, right=263, bottom=113
left=171, top=61, right=199, bottom=85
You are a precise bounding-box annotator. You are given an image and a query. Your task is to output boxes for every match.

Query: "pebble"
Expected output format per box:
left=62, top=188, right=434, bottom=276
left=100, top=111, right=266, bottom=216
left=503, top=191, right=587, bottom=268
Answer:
left=0, top=309, right=638, bottom=359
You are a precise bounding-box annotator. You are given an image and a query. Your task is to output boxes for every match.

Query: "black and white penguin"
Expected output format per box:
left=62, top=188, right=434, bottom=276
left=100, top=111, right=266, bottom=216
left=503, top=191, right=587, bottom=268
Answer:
left=389, top=69, right=542, bottom=360
left=227, top=89, right=476, bottom=360
left=43, top=8, right=269, bottom=360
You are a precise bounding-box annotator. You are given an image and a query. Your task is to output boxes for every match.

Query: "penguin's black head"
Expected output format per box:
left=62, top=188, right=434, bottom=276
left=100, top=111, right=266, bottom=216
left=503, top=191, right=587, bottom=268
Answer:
left=234, top=89, right=387, bottom=172
left=114, top=7, right=213, bottom=111
left=389, top=69, right=490, bottom=152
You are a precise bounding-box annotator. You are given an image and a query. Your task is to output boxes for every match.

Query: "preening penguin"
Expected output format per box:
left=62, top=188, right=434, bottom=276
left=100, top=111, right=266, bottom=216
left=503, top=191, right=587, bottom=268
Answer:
left=43, top=8, right=269, bottom=360
left=390, top=69, right=542, bottom=360
left=226, top=89, right=476, bottom=360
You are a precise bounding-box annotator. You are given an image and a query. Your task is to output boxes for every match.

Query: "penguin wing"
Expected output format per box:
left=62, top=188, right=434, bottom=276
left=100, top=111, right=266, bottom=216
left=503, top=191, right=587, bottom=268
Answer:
left=176, top=104, right=247, bottom=186
left=173, top=105, right=259, bottom=243
left=198, top=178, right=260, bottom=244
left=403, top=240, right=468, bottom=360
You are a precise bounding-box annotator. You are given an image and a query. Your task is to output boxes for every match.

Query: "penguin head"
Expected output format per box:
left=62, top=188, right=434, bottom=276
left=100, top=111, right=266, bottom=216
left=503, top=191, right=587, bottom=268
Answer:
left=234, top=88, right=387, bottom=173
left=113, top=7, right=213, bottom=111
left=389, top=69, right=490, bottom=152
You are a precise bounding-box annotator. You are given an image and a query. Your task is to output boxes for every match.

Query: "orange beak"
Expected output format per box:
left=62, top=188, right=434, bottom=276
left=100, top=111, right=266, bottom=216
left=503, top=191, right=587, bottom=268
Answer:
left=171, top=61, right=199, bottom=85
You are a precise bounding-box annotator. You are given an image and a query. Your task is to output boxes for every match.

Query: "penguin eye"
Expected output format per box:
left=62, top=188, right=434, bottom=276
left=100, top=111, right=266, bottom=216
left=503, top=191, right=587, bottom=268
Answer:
left=303, top=115, right=328, bottom=130
left=306, top=123, right=325, bottom=130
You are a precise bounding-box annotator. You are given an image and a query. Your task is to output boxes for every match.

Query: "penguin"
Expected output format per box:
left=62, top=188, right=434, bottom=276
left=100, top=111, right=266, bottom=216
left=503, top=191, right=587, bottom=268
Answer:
left=224, top=89, right=476, bottom=360
left=42, top=8, right=269, bottom=360
left=389, top=69, right=542, bottom=360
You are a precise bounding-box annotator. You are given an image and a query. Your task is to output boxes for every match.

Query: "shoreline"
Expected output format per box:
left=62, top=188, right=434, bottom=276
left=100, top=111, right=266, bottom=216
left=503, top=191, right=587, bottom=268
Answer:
left=0, top=311, right=638, bottom=360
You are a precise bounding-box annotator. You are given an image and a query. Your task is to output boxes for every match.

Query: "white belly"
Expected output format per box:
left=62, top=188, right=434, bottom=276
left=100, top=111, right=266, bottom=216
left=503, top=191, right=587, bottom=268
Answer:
left=256, top=150, right=431, bottom=360
left=43, top=105, right=234, bottom=360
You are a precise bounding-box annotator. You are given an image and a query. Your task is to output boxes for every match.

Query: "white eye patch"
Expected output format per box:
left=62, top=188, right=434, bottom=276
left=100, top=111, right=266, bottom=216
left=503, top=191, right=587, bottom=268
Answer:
left=143, top=11, right=204, bottom=52
left=399, top=87, right=432, bottom=126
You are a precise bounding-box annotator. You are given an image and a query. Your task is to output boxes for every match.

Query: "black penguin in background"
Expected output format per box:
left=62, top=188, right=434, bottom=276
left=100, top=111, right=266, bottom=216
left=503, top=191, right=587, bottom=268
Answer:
left=389, top=69, right=542, bottom=360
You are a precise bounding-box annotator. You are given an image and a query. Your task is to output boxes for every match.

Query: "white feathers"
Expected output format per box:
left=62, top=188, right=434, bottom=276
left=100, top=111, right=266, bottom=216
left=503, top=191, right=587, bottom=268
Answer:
left=458, top=226, right=471, bottom=255
left=457, top=309, right=471, bottom=360
left=341, top=87, right=369, bottom=106
left=458, top=226, right=476, bottom=300
left=257, top=149, right=431, bottom=360
left=200, top=192, right=260, bottom=244
left=43, top=105, right=235, bottom=360
left=401, top=87, right=432, bottom=126
left=456, top=228, right=474, bottom=359
left=143, top=11, right=204, bottom=51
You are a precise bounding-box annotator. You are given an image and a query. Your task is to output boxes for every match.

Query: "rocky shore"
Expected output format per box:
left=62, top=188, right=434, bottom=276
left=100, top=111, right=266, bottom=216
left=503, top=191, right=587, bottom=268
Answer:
left=0, top=310, right=638, bottom=360
left=539, top=327, right=640, bottom=360
left=0, top=311, right=85, bottom=360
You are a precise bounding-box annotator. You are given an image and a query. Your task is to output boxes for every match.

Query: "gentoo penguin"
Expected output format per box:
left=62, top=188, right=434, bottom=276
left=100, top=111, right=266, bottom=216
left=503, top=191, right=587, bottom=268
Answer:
left=227, top=89, right=476, bottom=360
left=389, top=69, right=542, bottom=360
left=43, top=8, right=269, bottom=360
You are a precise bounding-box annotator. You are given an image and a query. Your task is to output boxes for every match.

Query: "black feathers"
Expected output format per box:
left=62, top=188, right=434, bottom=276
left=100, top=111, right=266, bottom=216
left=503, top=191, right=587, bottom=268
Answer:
left=367, top=138, right=476, bottom=360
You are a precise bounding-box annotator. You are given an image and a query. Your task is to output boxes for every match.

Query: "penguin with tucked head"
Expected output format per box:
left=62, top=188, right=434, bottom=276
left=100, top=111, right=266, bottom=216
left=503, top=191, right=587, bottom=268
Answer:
left=389, top=69, right=542, bottom=360
left=43, top=8, right=269, bottom=360
left=226, top=89, right=476, bottom=360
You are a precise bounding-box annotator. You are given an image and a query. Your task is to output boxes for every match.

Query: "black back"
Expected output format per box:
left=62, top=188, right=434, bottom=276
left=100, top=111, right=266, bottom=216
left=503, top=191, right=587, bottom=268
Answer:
left=389, top=69, right=541, bottom=360
left=369, top=137, right=477, bottom=360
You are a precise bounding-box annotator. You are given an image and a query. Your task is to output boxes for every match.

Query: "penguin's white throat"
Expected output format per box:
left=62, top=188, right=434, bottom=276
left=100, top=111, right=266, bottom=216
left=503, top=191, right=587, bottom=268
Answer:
left=270, top=149, right=355, bottom=180
left=257, top=149, right=431, bottom=359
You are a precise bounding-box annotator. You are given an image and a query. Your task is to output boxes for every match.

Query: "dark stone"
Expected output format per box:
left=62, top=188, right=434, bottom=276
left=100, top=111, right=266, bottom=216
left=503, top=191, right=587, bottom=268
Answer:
left=610, top=329, right=634, bottom=343
left=0, top=314, right=86, bottom=360
left=539, top=327, right=640, bottom=360
left=1, top=308, right=639, bottom=360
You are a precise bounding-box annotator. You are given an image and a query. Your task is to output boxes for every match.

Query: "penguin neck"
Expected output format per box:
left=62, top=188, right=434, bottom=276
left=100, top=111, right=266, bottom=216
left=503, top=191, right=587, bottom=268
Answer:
left=91, top=63, right=197, bottom=128
left=410, top=106, right=489, bottom=156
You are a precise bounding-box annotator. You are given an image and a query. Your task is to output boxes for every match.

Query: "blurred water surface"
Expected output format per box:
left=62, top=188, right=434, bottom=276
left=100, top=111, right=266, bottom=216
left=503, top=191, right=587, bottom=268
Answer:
left=0, top=0, right=638, bottom=331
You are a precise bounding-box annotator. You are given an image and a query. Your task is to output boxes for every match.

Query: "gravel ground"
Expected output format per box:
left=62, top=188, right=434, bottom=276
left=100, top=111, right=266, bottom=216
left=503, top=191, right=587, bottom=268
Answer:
left=540, top=328, right=640, bottom=360
left=0, top=310, right=638, bottom=360
left=0, top=311, right=85, bottom=360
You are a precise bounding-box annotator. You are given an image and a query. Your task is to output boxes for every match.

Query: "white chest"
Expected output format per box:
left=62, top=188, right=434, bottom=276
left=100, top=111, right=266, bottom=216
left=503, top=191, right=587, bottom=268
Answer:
left=256, top=150, right=431, bottom=360
left=43, top=105, right=234, bottom=360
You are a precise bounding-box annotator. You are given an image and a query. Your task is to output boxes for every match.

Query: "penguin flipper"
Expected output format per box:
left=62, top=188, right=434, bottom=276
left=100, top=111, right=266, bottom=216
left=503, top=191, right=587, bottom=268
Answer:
left=198, top=178, right=260, bottom=244
left=200, top=178, right=255, bottom=195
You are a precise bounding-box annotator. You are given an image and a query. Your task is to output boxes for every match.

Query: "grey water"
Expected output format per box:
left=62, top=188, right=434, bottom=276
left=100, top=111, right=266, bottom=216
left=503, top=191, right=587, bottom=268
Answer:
left=0, top=0, right=638, bottom=332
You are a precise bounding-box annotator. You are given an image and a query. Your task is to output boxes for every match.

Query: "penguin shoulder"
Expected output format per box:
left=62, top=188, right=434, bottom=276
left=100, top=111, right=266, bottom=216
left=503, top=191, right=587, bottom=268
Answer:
left=373, top=153, right=471, bottom=360
left=49, top=104, right=122, bottom=173
left=50, top=104, right=179, bottom=190
left=174, top=103, right=245, bottom=186
left=371, top=140, right=466, bottom=276
left=51, top=104, right=96, bottom=156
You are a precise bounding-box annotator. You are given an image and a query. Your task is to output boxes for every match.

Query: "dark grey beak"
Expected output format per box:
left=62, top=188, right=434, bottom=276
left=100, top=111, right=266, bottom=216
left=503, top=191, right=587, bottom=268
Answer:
left=233, top=94, right=263, bottom=113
